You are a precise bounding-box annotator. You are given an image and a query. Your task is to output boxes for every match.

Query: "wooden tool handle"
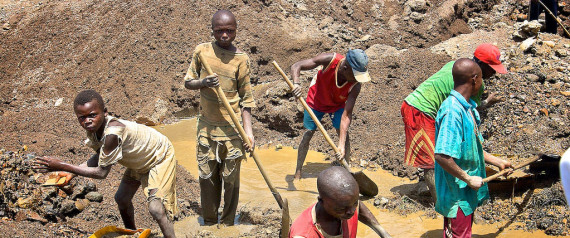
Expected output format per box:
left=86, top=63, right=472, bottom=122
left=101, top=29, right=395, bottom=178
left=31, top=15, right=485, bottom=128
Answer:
left=537, top=0, right=570, bottom=38
left=199, top=53, right=284, bottom=209
left=272, top=61, right=352, bottom=170
left=482, top=156, right=541, bottom=183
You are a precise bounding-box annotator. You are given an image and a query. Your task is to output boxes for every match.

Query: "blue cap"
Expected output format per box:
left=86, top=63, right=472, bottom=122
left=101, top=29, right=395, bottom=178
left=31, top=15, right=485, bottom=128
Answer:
left=346, top=49, right=371, bottom=83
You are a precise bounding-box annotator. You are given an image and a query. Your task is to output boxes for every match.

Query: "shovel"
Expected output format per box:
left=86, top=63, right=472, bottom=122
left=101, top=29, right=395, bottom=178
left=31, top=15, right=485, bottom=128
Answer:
left=272, top=60, right=379, bottom=197
left=197, top=54, right=291, bottom=232
left=482, top=155, right=542, bottom=183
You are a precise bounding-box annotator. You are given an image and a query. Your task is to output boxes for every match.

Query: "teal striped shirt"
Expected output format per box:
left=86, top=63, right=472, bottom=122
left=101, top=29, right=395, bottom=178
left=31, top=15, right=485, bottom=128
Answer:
left=434, top=90, right=489, bottom=218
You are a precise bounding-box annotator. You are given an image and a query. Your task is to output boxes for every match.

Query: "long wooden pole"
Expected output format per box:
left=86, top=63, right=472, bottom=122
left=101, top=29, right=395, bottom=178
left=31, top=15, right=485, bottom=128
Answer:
left=198, top=53, right=285, bottom=209
left=482, top=156, right=541, bottom=183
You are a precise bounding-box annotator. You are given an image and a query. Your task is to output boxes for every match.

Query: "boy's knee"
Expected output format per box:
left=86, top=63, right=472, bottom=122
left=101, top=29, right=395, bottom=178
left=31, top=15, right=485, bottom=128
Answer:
left=148, top=199, right=166, bottom=220
left=114, top=193, right=131, bottom=208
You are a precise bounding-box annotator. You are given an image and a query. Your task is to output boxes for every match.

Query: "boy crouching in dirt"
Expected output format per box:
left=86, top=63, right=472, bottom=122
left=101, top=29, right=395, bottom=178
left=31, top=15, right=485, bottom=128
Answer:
left=34, top=90, right=177, bottom=238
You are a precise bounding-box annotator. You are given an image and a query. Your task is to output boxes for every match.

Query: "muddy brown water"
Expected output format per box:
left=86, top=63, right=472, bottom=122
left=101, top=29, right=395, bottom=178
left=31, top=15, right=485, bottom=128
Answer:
left=155, top=119, right=558, bottom=237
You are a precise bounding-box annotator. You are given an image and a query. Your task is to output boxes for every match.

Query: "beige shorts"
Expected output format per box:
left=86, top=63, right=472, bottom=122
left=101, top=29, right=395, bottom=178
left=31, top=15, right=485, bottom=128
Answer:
left=124, top=144, right=177, bottom=218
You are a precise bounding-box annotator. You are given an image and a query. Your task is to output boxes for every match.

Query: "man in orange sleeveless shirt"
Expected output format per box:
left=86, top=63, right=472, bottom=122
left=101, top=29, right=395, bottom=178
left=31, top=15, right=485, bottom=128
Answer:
left=290, top=49, right=371, bottom=180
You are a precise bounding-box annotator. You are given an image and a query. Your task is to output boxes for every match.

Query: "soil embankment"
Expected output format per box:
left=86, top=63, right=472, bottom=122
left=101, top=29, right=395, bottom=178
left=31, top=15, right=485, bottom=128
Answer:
left=2, top=0, right=570, bottom=236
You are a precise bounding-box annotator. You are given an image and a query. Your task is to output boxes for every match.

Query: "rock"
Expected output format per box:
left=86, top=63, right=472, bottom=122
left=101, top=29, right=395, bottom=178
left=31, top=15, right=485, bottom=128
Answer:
left=543, top=41, right=555, bottom=48
left=2, top=23, right=9, bottom=30
left=540, top=108, right=549, bottom=116
left=75, top=199, right=90, bottom=212
left=520, top=37, right=536, bottom=52
left=85, top=191, right=103, bottom=203
left=551, top=98, right=561, bottom=106
left=365, top=44, right=402, bottom=62
left=561, top=91, right=570, bottom=97
left=357, top=34, right=371, bottom=42
left=54, top=98, right=63, bottom=107
left=513, top=20, right=542, bottom=39
left=526, top=74, right=540, bottom=82
left=555, top=49, right=568, bottom=57
left=59, top=200, right=76, bottom=215
left=406, top=0, right=428, bottom=12
left=136, top=98, right=168, bottom=126
left=17, top=197, right=34, bottom=209
left=84, top=182, right=97, bottom=193
left=409, top=12, right=425, bottom=22
left=275, top=144, right=283, bottom=151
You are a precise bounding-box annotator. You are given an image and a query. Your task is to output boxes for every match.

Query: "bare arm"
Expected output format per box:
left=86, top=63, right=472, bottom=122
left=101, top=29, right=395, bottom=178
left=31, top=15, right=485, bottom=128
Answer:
left=358, top=201, right=391, bottom=238
left=290, top=53, right=335, bottom=97
left=435, top=153, right=483, bottom=191
left=35, top=153, right=112, bottom=180
left=483, top=151, right=512, bottom=170
left=337, top=84, right=361, bottom=158
left=241, top=107, right=254, bottom=152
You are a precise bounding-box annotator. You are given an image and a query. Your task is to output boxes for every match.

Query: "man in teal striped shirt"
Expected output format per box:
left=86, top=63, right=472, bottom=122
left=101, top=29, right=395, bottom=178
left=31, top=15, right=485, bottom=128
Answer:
left=434, top=59, right=511, bottom=238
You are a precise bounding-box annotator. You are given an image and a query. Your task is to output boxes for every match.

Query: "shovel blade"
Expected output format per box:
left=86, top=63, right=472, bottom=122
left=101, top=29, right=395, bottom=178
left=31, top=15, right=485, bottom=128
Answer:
left=353, top=171, right=378, bottom=197
left=280, top=198, right=291, bottom=238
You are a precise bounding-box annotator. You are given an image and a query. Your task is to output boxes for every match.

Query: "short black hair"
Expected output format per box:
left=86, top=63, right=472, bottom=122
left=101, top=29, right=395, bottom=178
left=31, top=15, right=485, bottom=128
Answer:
left=74, top=89, right=105, bottom=109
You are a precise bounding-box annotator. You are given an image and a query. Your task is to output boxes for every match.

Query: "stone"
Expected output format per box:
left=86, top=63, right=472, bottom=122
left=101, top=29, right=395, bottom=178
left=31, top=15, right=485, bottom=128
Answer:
left=2, top=23, right=9, bottom=30
left=561, top=91, right=570, bottom=97
left=526, top=74, right=540, bottom=82
left=540, top=108, right=549, bottom=116
left=551, top=98, right=561, bottom=106
left=543, top=41, right=556, bottom=48
left=75, top=199, right=90, bottom=212
left=54, top=98, right=63, bottom=107
left=555, top=49, right=568, bottom=57
left=520, top=37, right=536, bottom=52
left=59, top=200, right=76, bottom=215
left=17, top=197, right=34, bottom=209
left=85, top=191, right=103, bottom=203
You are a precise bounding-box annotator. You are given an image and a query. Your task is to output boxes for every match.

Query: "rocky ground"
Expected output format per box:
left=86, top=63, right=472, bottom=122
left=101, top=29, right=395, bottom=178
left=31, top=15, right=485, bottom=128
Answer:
left=2, top=0, right=570, bottom=236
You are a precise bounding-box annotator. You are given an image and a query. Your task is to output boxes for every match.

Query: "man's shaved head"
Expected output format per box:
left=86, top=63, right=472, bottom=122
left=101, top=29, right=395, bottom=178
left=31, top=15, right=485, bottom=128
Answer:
left=317, top=166, right=359, bottom=199
left=452, top=58, right=482, bottom=86
left=211, top=9, right=236, bottom=28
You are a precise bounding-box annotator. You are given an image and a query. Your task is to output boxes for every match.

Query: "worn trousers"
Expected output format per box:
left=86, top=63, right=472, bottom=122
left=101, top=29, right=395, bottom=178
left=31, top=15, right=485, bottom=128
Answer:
left=197, top=136, right=244, bottom=225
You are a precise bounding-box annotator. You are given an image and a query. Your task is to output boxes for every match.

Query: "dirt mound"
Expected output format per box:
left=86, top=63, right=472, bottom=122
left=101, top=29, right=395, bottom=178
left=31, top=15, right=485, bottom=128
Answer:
left=2, top=0, right=570, bottom=236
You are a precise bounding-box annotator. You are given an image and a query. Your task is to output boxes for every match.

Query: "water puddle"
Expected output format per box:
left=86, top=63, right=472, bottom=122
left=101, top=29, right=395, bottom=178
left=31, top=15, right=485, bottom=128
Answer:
left=155, top=119, right=558, bottom=237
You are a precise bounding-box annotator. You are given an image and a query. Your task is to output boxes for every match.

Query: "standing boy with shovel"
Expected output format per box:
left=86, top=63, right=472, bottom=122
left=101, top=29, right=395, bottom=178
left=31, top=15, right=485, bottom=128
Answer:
left=290, top=50, right=371, bottom=180
left=183, top=9, right=256, bottom=226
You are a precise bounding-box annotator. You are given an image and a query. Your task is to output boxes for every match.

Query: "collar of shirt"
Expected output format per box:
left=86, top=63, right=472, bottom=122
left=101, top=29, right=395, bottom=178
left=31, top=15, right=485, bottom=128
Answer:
left=449, top=90, right=478, bottom=110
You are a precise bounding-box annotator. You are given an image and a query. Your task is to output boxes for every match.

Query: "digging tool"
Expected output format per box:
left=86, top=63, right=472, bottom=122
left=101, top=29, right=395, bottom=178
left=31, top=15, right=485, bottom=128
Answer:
left=280, top=198, right=291, bottom=238
left=272, top=60, right=379, bottom=197
left=482, top=155, right=542, bottom=183
left=197, top=53, right=288, bottom=212
left=537, top=0, right=570, bottom=38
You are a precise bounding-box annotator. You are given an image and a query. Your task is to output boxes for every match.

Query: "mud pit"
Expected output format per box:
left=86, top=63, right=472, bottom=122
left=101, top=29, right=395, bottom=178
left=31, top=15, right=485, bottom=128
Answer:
left=160, top=119, right=562, bottom=237
left=1, top=0, right=570, bottom=236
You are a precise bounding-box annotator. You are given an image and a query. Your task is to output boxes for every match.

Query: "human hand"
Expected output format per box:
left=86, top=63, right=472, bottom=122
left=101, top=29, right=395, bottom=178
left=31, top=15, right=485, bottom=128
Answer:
left=335, top=147, right=345, bottom=162
left=243, top=134, right=255, bottom=152
left=466, top=175, right=483, bottom=191
left=34, top=156, right=67, bottom=172
left=498, top=159, right=513, bottom=177
left=291, top=83, right=302, bottom=98
left=201, top=74, right=219, bottom=88
left=486, top=92, right=503, bottom=106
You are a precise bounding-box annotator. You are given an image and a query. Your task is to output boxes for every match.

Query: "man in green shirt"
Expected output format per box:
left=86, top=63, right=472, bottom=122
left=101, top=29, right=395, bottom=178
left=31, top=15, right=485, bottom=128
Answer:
left=400, top=44, right=507, bottom=203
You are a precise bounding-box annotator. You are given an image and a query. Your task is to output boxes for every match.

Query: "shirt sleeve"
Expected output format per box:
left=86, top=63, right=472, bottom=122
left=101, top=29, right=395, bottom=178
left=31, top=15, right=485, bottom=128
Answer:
left=98, top=126, right=125, bottom=167
left=184, top=47, right=202, bottom=82
left=237, top=57, right=256, bottom=108
left=434, top=108, right=463, bottom=160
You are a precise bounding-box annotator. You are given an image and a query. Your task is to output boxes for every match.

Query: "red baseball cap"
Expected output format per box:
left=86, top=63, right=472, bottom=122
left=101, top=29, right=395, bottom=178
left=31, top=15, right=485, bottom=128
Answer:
left=473, top=43, right=507, bottom=74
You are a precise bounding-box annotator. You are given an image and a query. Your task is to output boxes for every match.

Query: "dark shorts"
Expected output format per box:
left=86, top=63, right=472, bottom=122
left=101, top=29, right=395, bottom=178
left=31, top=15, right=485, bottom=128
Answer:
left=303, top=107, right=344, bottom=130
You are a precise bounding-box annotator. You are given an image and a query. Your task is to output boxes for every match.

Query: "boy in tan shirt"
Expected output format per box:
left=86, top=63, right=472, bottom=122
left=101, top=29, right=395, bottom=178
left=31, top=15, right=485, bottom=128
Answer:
left=35, top=90, right=177, bottom=238
left=183, top=9, right=255, bottom=226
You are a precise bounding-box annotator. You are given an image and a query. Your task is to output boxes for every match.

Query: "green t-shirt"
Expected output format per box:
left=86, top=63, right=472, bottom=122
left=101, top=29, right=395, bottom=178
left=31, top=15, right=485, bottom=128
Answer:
left=404, top=61, right=484, bottom=119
